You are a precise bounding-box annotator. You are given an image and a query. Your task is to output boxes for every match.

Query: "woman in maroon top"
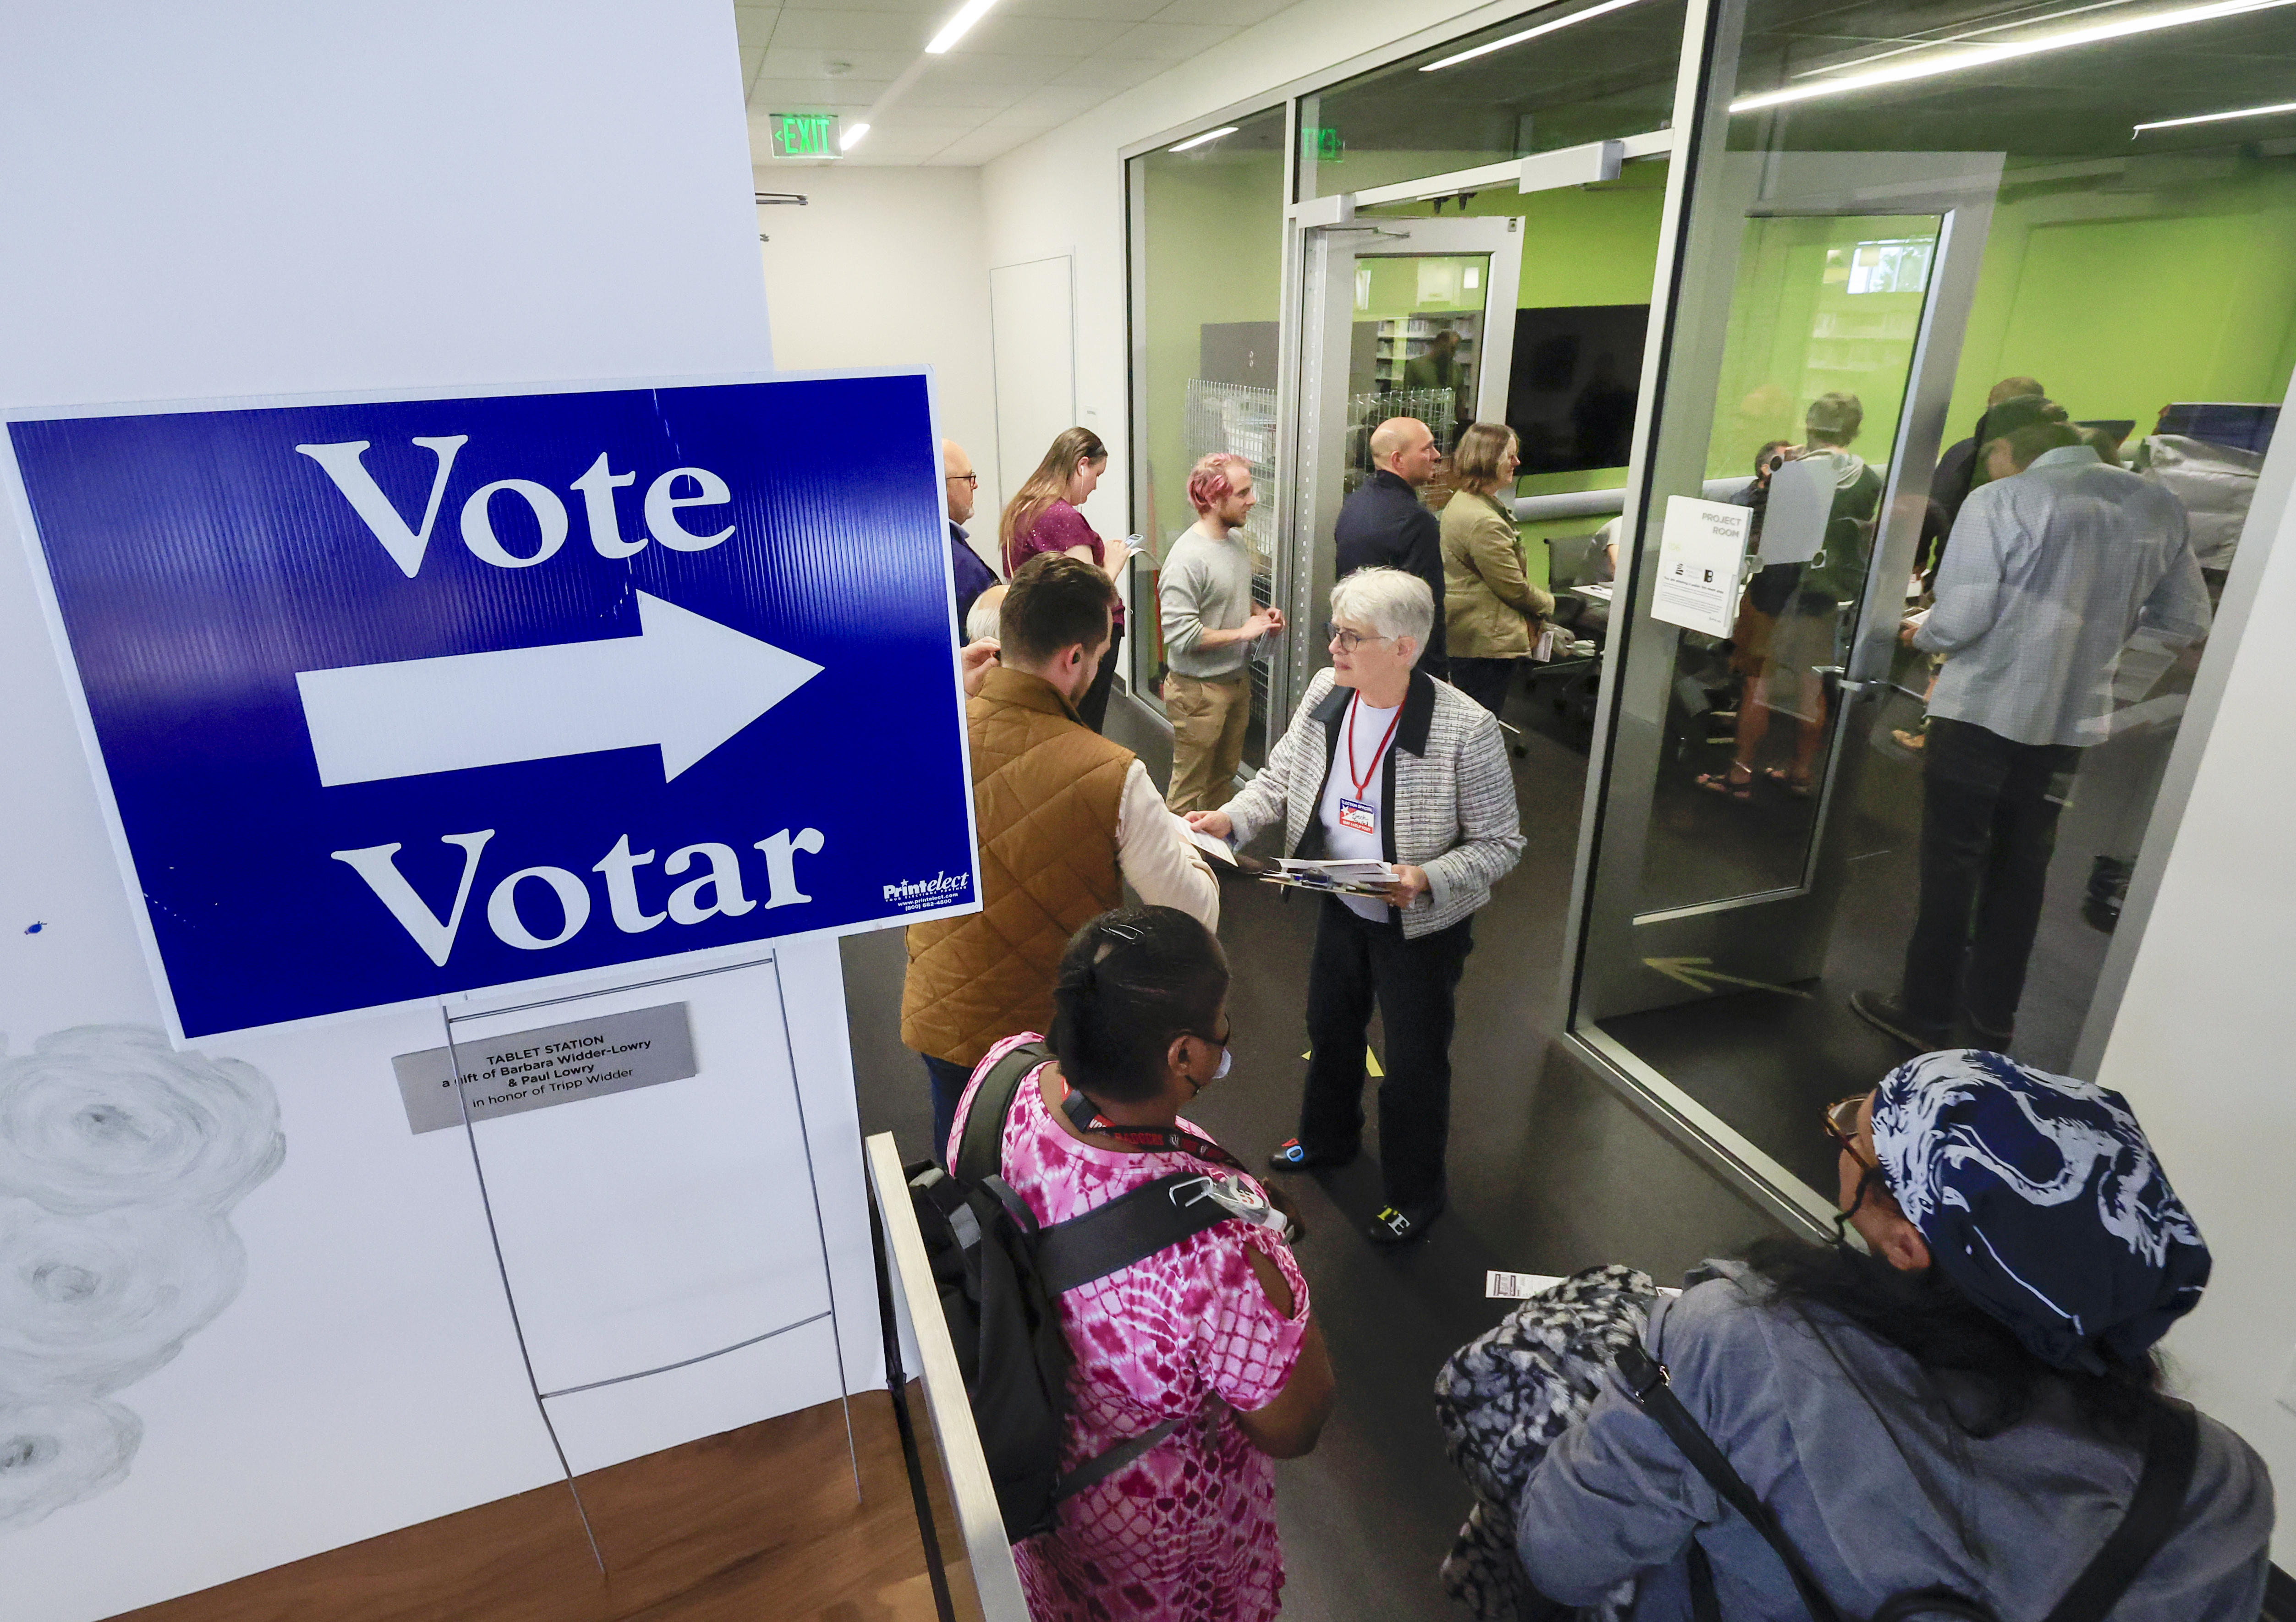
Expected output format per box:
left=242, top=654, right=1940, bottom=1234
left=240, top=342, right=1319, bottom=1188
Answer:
left=1000, top=426, right=1129, bottom=731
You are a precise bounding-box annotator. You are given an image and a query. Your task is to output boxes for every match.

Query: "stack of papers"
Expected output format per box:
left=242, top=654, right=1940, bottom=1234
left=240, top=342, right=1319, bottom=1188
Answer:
left=1260, top=857, right=1397, bottom=898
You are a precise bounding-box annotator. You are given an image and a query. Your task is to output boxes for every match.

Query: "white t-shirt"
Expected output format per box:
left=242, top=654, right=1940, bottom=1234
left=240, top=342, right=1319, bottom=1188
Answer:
left=1317, top=694, right=1400, bottom=922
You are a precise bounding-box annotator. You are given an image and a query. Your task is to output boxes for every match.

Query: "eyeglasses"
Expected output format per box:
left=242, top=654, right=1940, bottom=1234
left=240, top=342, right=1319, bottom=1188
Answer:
left=1824, top=1092, right=1887, bottom=1233
left=1192, top=1019, right=1233, bottom=1050
left=945, top=472, right=979, bottom=488
left=1325, top=624, right=1395, bottom=653
left=1822, top=1094, right=1875, bottom=1171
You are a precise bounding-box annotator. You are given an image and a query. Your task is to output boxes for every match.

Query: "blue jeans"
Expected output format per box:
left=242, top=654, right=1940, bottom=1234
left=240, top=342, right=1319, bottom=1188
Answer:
left=919, top=1052, right=975, bottom=1167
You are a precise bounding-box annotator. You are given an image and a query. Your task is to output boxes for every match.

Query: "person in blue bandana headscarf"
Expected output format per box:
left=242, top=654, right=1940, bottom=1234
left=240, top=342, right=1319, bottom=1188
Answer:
left=1493, top=1049, right=2274, bottom=1621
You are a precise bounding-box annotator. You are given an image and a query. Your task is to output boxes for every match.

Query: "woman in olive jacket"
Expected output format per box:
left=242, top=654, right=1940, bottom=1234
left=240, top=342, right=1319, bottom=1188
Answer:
left=1440, top=422, right=1553, bottom=719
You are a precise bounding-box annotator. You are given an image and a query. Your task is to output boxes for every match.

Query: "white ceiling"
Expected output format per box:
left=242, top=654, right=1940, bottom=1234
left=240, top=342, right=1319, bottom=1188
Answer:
left=738, top=0, right=1299, bottom=168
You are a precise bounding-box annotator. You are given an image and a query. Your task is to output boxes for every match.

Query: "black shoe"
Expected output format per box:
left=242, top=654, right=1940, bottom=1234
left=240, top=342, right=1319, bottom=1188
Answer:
left=1366, top=1199, right=1444, bottom=1245
left=1849, top=990, right=1949, bottom=1053
left=1961, top=1012, right=2015, bottom=1052
left=1267, top=1137, right=1357, bottom=1173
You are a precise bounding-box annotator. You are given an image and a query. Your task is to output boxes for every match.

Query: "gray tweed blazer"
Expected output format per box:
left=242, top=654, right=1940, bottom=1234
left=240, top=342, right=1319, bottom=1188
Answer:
left=1221, top=666, right=1523, bottom=939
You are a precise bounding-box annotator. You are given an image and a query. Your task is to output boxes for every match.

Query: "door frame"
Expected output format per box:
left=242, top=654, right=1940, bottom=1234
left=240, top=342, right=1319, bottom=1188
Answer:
left=1267, top=132, right=1669, bottom=730
left=1274, top=213, right=1523, bottom=724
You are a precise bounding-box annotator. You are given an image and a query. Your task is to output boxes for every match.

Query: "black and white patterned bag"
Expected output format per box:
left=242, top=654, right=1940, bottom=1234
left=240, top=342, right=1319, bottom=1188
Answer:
left=1433, top=1264, right=1660, bottom=1622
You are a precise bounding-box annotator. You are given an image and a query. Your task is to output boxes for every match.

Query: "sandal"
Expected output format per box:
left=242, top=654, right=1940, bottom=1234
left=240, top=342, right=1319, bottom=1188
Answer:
left=1696, top=763, right=1754, bottom=800
left=1762, top=766, right=1815, bottom=799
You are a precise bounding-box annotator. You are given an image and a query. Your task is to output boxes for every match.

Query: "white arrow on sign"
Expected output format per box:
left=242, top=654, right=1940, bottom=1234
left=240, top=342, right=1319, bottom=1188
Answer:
left=296, top=591, right=822, bottom=786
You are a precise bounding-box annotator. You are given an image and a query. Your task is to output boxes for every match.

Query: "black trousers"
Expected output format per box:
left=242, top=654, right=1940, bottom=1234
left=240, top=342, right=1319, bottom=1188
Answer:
left=1299, top=897, right=1474, bottom=1211
left=1078, top=625, right=1125, bottom=734
left=1449, top=656, right=1518, bottom=720
left=1901, top=718, right=2081, bottom=1035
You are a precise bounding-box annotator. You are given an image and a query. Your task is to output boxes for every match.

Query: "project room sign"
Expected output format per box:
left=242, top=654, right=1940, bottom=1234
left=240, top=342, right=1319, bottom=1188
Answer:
left=5, top=374, right=980, bottom=1040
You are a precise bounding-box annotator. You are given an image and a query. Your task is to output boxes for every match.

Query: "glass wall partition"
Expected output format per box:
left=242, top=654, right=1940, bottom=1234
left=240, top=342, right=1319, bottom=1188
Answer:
left=1298, top=0, right=1689, bottom=199
left=1574, top=0, right=2296, bottom=1212
left=1124, top=106, right=1287, bottom=760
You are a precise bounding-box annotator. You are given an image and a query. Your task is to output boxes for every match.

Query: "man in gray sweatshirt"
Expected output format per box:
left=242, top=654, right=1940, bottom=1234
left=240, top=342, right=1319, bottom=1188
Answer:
left=1159, top=453, right=1282, bottom=812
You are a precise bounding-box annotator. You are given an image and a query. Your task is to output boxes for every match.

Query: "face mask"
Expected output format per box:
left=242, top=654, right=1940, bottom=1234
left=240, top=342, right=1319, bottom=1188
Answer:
left=1211, top=1045, right=1232, bottom=1082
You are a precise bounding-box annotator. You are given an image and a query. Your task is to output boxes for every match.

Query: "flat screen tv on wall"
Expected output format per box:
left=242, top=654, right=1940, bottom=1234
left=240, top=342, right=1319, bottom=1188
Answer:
left=1505, top=304, right=1649, bottom=474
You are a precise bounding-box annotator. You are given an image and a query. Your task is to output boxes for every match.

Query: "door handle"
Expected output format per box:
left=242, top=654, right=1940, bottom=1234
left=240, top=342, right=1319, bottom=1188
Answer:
left=1811, top=665, right=1878, bottom=696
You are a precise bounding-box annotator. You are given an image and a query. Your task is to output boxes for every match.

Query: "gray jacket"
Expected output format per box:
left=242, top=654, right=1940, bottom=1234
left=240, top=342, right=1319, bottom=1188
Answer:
left=1516, top=1265, right=2274, bottom=1620
left=1219, top=666, right=1522, bottom=938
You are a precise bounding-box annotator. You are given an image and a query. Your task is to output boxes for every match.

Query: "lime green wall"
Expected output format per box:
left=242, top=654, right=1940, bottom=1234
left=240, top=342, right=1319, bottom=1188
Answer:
left=1355, top=254, right=1486, bottom=318
left=1701, top=214, right=1936, bottom=482
left=1945, top=163, right=2296, bottom=440
left=1137, top=149, right=1285, bottom=548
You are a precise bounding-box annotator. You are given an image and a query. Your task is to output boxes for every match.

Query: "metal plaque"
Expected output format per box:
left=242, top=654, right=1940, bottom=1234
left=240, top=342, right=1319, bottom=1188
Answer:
left=394, top=1002, right=696, bottom=1134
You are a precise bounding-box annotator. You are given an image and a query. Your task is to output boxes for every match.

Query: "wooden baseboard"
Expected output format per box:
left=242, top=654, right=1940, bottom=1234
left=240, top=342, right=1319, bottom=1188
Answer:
left=110, top=1391, right=931, bottom=1622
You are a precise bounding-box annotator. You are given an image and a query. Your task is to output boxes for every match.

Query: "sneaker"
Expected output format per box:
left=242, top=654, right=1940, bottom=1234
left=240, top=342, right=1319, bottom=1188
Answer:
left=1266, top=1137, right=1357, bottom=1173
left=1849, top=989, right=1949, bottom=1052
left=1366, top=1200, right=1443, bottom=1244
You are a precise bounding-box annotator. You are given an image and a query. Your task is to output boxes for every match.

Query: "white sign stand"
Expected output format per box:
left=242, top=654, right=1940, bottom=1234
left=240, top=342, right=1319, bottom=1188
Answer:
left=0, top=8, right=905, bottom=1619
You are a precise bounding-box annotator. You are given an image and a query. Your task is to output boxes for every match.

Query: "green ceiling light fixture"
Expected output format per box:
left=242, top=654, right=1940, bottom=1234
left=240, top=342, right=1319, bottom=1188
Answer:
left=1731, top=0, right=2296, bottom=114
left=2134, top=97, right=2296, bottom=134
left=768, top=112, right=842, bottom=160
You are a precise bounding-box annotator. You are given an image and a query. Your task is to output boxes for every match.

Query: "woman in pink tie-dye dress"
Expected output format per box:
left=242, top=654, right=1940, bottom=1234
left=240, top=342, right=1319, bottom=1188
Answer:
left=949, top=907, right=1332, bottom=1622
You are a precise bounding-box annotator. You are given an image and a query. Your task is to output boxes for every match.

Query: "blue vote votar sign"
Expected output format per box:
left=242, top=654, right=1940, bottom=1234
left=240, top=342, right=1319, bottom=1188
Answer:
left=7, top=373, right=980, bottom=1040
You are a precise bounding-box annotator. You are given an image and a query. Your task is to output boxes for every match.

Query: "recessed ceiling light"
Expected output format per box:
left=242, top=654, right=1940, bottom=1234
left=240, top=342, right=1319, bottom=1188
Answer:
left=1731, top=0, right=2296, bottom=114
left=1168, top=126, right=1238, bottom=153
left=1419, top=0, right=1653, bottom=72
left=925, top=0, right=1001, bottom=54
left=2134, top=96, right=2296, bottom=132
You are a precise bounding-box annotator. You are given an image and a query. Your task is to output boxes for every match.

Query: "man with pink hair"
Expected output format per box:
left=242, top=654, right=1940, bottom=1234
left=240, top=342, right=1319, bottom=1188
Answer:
left=1158, top=452, right=1283, bottom=812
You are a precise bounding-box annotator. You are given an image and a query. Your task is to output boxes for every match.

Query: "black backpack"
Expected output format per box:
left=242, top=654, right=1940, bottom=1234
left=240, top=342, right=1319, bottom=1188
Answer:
left=905, top=1040, right=1245, bottom=1541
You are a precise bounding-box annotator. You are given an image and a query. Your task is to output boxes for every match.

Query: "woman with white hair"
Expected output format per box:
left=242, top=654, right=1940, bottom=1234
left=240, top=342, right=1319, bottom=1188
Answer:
left=1188, top=566, right=1523, bottom=1244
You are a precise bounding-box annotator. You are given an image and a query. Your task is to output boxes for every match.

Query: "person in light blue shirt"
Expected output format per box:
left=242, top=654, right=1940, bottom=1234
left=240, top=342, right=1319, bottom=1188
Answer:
left=1853, top=421, right=2211, bottom=1052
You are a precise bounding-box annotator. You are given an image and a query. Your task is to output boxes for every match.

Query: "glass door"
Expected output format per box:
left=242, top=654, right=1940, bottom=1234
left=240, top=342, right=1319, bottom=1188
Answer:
left=1276, top=215, right=1523, bottom=721
left=1573, top=151, right=2000, bottom=1211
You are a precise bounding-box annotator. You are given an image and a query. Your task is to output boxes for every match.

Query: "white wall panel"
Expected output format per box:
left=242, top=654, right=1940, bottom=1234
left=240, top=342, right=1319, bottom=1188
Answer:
left=991, top=255, right=1080, bottom=508
left=760, top=164, right=1005, bottom=549
left=0, top=5, right=885, bottom=1616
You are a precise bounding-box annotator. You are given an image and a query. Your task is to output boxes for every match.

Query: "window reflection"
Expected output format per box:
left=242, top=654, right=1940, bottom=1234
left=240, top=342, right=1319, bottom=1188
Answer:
left=1593, top=0, right=2295, bottom=1195
left=1297, top=0, right=1686, bottom=199
left=1127, top=108, right=1288, bottom=760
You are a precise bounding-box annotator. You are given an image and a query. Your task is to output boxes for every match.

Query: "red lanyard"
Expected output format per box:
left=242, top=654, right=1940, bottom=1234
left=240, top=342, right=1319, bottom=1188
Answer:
left=1057, top=1077, right=1249, bottom=1175
left=1346, top=692, right=1403, bottom=800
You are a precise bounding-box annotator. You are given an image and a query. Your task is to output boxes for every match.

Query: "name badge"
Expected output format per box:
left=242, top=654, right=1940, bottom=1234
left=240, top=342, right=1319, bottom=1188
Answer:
left=1337, top=797, right=1376, bottom=835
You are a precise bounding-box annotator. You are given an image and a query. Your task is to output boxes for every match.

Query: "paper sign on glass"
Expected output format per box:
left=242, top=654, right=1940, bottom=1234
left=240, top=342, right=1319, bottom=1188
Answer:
left=1755, top=455, right=1834, bottom=567
left=1651, top=497, right=1753, bottom=638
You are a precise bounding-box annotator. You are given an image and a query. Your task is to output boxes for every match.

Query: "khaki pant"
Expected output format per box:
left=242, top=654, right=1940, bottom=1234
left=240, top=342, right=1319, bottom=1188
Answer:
left=1166, top=671, right=1251, bottom=814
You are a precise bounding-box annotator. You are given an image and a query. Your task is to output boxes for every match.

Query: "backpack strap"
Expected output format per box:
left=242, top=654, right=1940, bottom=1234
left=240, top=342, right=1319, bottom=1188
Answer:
left=2038, top=1400, right=2201, bottom=1622
left=1616, top=1340, right=1854, bottom=1622
left=1033, top=1172, right=1236, bottom=1293
left=1052, top=1416, right=1184, bottom=1504
left=952, top=1040, right=1054, bottom=1186
left=1619, top=1339, right=2203, bottom=1622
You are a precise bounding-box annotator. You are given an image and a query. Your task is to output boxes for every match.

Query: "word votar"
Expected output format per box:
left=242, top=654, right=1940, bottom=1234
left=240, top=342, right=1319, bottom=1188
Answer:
left=334, top=826, right=826, bottom=965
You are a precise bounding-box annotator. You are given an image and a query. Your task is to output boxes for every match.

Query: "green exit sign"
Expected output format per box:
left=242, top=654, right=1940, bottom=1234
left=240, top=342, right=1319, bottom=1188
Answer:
left=770, top=112, right=841, bottom=159
left=1303, top=126, right=1344, bottom=163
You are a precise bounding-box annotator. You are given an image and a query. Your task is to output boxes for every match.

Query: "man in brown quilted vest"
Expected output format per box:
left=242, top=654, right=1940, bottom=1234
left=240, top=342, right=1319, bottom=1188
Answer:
left=903, top=553, right=1220, bottom=1160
